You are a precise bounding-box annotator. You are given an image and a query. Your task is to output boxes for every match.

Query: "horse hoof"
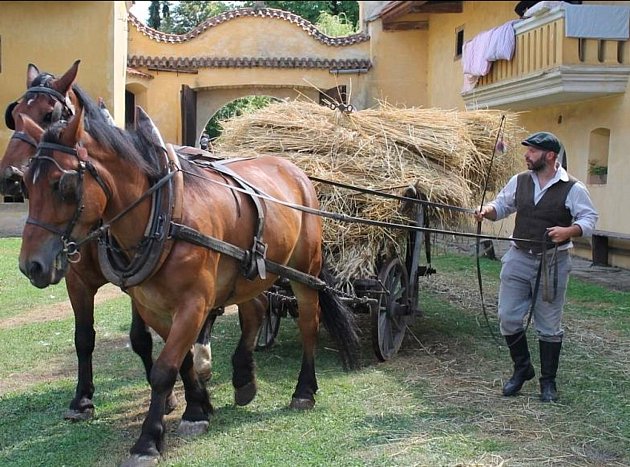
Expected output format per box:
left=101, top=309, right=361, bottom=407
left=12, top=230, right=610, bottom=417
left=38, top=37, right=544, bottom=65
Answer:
left=177, top=419, right=209, bottom=436
left=165, top=392, right=178, bottom=414
left=289, top=397, right=315, bottom=410
left=193, top=343, right=212, bottom=383
left=234, top=381, right=257, bottom=406
left=120, top=454, right=159, bottom=467
left=64, top=408, right=94, bottom=422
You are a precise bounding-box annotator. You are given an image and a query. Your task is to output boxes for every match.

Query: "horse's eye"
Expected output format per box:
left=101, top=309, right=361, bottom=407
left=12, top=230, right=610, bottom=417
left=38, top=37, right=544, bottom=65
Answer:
left=43, top=112, right=53, bottom=124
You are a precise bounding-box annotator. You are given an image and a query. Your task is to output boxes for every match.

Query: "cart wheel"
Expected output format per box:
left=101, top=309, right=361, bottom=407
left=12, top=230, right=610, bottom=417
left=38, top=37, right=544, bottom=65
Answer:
left=371, top=257, right=411, bottom=361
left=255, top=298, right=281, bottom=351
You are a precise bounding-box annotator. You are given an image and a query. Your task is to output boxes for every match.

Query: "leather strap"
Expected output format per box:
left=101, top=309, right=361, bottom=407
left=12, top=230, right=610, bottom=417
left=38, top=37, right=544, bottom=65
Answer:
left=169, top=222, right=326, bottom=291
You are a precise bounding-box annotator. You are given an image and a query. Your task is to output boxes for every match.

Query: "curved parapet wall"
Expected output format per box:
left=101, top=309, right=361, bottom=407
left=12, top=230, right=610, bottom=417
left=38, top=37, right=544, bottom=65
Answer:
left=128, top=8, right=370, bottom=46
left=126, top=8, right=372, bottom=144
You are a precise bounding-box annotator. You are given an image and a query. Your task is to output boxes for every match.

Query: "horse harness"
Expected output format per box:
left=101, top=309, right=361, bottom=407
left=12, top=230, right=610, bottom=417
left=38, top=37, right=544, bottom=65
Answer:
left=4, top=83, right=74, bottom=131
left=26, top=139, right=328, bottom=291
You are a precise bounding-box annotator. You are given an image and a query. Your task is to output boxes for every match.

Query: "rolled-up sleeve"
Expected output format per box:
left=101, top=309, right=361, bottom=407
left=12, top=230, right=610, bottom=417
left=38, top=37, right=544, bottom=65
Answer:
left=488, top=175, right=518, bottom=221
left=567, top=182, right=598, bottom=238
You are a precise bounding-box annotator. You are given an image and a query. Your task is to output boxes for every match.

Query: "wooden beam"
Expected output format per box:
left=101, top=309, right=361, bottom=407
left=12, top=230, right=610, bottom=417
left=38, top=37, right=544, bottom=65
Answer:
left=383, top=20, right=429, bottom=31
left=410, top=1, right=462, bottom=14
left=381, top=0, right=462, bottom=22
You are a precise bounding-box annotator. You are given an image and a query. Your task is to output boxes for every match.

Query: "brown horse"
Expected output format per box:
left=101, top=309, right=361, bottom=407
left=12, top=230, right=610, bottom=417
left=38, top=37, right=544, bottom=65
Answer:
left=1, top=61, right=213, bottom=421
left=18, top=88, right=360, bottom=465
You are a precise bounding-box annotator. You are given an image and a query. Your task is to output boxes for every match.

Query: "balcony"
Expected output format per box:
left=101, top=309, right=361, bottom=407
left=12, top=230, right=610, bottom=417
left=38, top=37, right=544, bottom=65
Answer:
left=462, top=6, right=630, bottom=110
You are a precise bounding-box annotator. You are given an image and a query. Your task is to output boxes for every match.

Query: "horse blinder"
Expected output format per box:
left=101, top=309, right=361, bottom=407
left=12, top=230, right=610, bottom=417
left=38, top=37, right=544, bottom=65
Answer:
left=0, top=166, right=25, bottom=197
left=58, top=170, right=81, bottom=202
left=4, top=102, right=17, bottom=130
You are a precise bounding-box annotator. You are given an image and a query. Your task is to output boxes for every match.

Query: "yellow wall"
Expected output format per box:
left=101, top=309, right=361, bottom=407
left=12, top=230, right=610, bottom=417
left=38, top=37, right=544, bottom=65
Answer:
left=425, top=1, right=519, bottom=109
left=363, top=14, right=428, bottom=107
left=0, top=1, right=128, bottom=149
left=127, top=14, right=370, bottom=143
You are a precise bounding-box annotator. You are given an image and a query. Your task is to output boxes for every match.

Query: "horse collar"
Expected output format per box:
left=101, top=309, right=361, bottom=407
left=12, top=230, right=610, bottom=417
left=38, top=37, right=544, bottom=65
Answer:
left=96, top=144, right=183, bottom=289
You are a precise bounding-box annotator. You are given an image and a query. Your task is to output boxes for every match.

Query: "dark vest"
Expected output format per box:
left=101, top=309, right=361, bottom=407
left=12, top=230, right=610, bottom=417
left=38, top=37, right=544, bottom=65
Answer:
left=513, top=172, right=576, bottom=253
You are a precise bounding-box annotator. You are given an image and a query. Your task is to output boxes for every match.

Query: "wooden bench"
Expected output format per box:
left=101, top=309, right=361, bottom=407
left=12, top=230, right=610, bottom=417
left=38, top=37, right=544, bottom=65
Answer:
left=591, top=229, right=630, bottom=266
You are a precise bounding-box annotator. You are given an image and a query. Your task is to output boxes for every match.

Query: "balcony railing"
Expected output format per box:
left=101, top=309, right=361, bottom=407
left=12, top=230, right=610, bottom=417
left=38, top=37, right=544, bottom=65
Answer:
left=462, top=7, right=630, bottom=110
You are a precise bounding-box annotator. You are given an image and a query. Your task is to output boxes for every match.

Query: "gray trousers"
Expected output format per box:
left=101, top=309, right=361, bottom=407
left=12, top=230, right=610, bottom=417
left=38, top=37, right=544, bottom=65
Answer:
left=498, top=246, right=572, bottom=342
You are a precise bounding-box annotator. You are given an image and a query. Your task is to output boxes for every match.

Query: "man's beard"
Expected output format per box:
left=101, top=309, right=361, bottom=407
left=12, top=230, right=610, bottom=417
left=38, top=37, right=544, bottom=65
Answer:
left=530, top=157, right=546, bottom=172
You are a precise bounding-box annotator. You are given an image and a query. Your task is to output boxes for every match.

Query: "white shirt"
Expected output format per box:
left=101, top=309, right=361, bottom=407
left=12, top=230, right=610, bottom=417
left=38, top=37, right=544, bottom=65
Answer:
left=488, top=166, right=599, bottom=249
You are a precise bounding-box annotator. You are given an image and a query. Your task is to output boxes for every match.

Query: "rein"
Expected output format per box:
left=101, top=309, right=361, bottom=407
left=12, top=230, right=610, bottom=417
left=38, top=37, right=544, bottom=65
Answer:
left=180, top=167, right=549, bottom=249
left=308, top=176, right=476, bottom=215
left=26, top=141, right=557, bottom=298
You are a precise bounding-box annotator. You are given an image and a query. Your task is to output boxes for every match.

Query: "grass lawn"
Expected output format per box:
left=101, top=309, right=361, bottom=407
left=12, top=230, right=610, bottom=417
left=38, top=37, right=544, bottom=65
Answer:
left=0, top=238, right=628, bottom=466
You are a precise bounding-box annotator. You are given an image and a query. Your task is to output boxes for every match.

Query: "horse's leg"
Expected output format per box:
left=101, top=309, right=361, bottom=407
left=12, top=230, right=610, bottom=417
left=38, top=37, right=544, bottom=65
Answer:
left=126, top=309, right=209, bottom=464
left=129, top=302, right=178, bottom=414
left=287, top=283, right=320, bottom=410
left=64, top=271, right=98, bottom=421
left=177, top=348, right=213, bottom=436
left=193, top=308, right=220, bottom=383
left=232, top=297, right=266, bottom=406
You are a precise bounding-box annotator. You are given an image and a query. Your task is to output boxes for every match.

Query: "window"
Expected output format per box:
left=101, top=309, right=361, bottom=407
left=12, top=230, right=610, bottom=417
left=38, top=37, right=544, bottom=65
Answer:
left=455, top=26, right=465, bottom=60
left=587, top=128, right=610, bottom=185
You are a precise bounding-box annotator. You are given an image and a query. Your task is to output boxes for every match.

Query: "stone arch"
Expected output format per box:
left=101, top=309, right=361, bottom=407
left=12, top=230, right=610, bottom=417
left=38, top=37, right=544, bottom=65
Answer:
left=195, top=85, right=320, bottom=140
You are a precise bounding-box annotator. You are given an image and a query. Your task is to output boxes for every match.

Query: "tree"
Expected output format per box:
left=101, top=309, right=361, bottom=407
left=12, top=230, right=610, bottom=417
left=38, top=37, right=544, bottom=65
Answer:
left=160, top=1, right=232, bottom=34
left=205, top=96, right=277, bottom=140
left=148, top=1, right=170, bottom=29
left=149, top=1, right=360, bottom=35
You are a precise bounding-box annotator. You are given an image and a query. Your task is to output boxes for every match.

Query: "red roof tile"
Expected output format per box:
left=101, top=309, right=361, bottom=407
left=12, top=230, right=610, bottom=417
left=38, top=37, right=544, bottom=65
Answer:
left=128, top=8, right=370, bottom=47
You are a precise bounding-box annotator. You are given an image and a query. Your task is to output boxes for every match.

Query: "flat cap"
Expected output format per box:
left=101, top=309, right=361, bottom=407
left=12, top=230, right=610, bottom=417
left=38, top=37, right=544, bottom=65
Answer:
left=521, top=131, right=562, bottom=153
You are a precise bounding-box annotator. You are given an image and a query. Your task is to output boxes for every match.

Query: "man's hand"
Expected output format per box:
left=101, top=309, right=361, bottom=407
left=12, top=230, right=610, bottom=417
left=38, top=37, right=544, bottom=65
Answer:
left=546, top=225, right=582, bottom=243
left=474, top=205, right=496, bottom=222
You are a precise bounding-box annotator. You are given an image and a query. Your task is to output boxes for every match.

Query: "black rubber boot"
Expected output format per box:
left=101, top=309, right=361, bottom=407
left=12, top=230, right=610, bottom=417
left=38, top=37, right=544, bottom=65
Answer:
left=539, top=340, right=562, bottom=402
left=503, top=332, right=535, bottom=396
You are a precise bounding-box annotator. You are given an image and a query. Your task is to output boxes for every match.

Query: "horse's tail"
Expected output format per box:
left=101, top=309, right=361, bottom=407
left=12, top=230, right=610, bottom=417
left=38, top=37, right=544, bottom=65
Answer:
left=318, top=266, right=362, bottom=370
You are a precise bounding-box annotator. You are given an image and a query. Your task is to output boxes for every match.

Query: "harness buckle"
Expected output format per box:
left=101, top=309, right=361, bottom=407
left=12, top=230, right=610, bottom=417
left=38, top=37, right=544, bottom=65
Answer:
left=241, top=237, right=268, bottom=281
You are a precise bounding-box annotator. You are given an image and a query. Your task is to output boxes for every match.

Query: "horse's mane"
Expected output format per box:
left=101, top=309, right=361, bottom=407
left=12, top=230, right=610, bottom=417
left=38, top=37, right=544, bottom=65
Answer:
left=38, top=86, right=164, bottom=181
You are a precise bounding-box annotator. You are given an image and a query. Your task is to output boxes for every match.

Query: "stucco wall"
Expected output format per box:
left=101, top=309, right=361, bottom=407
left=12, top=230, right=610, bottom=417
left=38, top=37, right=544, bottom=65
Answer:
left=0, top=1, right=127, bottom=134
left=363, top=14, right=428, bottom=108
left=127, top=12, right=371, bottom=143
left=425, top=1, right=519, bottom=110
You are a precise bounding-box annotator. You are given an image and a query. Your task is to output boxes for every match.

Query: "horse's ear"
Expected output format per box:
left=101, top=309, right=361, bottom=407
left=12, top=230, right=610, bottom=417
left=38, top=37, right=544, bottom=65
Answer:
left=60, top=105, right=84, bottom=147
left=136, top=106, right=166, bottom=149
left=53, top=60, right=81, bottom=95
left=26, top=63, right=40, bottom=88
left=18, top=114, right=44, bottom=142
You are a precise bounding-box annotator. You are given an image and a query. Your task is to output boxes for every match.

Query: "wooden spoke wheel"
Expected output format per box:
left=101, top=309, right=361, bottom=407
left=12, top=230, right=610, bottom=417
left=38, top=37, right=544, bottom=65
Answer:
left=371, top=257, right=411, bottom=361
left=255, top=298, right=282, bottom=351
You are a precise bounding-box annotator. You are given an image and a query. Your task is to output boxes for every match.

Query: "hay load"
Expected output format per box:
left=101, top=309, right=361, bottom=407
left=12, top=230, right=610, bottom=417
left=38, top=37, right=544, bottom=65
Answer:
left=215, top=101, right=523, bottom=286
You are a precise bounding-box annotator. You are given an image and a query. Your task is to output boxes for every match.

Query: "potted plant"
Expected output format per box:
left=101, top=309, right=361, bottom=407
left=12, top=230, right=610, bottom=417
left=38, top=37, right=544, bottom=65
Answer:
left=588, top=162, right=608, bottom=184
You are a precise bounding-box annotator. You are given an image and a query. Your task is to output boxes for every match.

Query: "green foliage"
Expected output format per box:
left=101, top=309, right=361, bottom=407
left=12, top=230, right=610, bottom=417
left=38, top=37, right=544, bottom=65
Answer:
left=249, top=1, right=359, bottom=28
left=149, top=1, right=360, bottom=34
left=205, top=95, right=277, bottom=139
left=160, top=1, right=231, bottom=34
left=147, top=1, right=170, bottom=29
left=316, top=11, right=355, bottom=36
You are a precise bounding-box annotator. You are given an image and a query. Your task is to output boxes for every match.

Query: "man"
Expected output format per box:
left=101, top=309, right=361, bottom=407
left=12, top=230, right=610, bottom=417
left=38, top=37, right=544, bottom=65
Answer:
left=475, top=131, right=598, bottom=402
left=200, top=132, right=210, bottom=150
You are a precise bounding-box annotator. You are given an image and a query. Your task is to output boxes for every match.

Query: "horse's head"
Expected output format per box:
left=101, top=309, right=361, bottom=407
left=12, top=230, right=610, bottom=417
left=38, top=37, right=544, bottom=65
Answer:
left=1, top=60, right=79, bottom=198
left=19, top=102, right=110, bottom=288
